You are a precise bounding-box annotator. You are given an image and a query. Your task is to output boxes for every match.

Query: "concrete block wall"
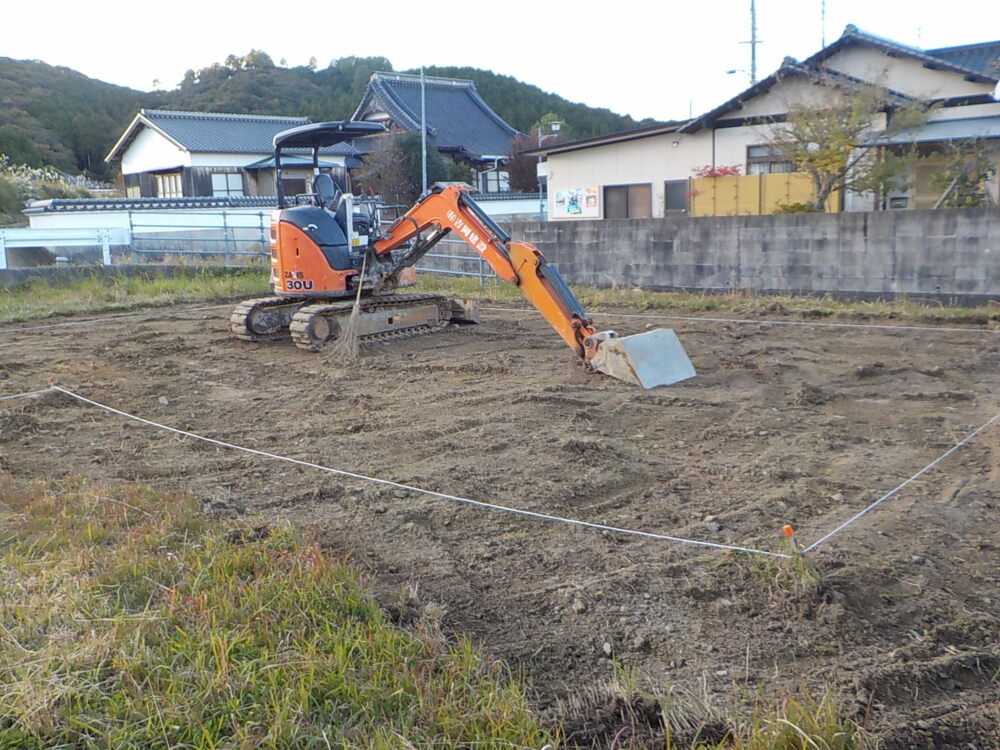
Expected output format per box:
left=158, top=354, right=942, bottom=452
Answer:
left=466, top=208, right=999, bottom=301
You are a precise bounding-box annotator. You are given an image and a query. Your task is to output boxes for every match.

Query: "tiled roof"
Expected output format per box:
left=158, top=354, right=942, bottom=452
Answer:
left=679, top=26, right=999, bottom=135
left=106, top=110, right=357, bottom=162
left=679, top=58, right=915, bottom=134
left=804, top=25, right=997, bottom=83
left=23, top=196, right=276, bottom=214
left=875, top=115, right=1000, bottom=144
left=351, top=72, right=519, bottom=160
left=926, top=41, right=1000, bottom=78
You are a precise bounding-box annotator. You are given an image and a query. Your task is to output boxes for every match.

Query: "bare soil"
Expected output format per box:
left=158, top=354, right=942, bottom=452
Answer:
left=1, top=301, right=998, bottom=748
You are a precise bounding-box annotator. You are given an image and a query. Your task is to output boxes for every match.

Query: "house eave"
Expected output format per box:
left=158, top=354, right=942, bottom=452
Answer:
left=524, top=122, right=683, bottom=157
left=104, top=110, right=187, bottom=163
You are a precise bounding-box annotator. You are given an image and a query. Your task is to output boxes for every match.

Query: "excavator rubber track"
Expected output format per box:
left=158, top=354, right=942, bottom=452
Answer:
left=288, top=293, right=453, bottom=351
left=230, top=296, right=311, bottom=341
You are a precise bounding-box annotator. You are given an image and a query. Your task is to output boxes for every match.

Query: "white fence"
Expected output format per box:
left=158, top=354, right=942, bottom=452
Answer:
left=0, top=227, right=130, bottom=269
left=12, top=203, right=509, bottom=282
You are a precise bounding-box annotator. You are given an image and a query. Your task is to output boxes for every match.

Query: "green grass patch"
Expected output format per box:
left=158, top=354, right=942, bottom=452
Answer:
left=0, top=475, right=552, bottom=749
left=0, top=267, right=269, bottom=324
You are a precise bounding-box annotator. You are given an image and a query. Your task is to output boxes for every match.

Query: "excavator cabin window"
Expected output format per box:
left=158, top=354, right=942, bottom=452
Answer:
left=281, top=178, right=306, bottom=199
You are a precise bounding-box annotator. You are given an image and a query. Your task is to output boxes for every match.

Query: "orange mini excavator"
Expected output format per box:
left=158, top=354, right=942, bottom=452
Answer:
left=231, top=121, right=695, bottom=388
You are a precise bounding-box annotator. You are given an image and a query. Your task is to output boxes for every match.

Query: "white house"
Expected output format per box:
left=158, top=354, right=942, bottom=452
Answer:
left=532, top=26, right=1000, bottom=219
left=105, top=110, right=358, bottom=200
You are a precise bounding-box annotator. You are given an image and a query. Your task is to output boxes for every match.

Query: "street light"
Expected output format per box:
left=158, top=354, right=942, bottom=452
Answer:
left=537, top=121, right=563, bottom=220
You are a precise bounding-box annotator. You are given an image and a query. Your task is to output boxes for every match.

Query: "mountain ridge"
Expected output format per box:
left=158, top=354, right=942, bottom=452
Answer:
left=0, top=53, right=659, bottom=181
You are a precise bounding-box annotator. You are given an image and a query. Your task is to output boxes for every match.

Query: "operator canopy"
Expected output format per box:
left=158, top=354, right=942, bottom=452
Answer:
left=273, top=121, right=386, bottom=150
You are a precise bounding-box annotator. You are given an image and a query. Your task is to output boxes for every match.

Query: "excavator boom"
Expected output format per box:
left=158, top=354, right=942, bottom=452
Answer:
left=372, top=186, right=695, bottom=388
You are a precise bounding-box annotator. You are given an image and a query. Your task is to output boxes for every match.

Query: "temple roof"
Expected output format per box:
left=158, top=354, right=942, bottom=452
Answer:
left=351, top=72, right=519, bottom=161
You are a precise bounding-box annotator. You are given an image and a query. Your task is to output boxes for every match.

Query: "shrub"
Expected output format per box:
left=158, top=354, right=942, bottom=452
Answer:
left=773, top=202, right=821, bottom=213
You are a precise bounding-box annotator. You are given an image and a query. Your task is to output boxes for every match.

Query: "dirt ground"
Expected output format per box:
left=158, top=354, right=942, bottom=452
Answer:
left=1, top=300, right=998, bottom=748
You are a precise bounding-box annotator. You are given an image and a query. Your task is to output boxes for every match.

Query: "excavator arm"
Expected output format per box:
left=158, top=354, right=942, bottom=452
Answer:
left=372, top=186, right=598, bottom=358
left=371, top=185, right=695, bottom=388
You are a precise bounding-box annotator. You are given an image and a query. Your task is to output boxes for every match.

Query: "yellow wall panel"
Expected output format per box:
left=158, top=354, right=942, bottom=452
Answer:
left=690, top=173, right=837, bottom=216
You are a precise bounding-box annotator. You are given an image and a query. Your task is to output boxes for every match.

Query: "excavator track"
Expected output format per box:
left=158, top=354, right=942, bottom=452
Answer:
left=288, top=293, right=453, bottom=351
left=230, top=296, right=311, bottom=341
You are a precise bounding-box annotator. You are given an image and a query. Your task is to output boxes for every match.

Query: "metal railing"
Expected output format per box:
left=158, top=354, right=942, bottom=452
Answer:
left=414, top=236, right=496, bottom=287
left=128, top=209, right=269, bottom=266
left=5, top=210, right=495, bottom=279
left=0, top=227, right=126, bottom=269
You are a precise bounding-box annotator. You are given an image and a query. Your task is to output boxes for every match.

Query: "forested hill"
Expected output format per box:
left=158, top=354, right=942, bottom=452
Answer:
left=0, top=52, right=660, bottom=181
left=0, top=58, right=145, bottom=178
left=412, top=66, right=656, bottom=138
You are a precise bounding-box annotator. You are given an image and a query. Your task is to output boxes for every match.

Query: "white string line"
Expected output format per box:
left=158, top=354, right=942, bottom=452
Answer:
left=481, top=306, right=1000, bottom=336
left=48, top=385, right=789, bottom=559
left=0, top=388, right=51, bottom=403
left=0, top=304, right=231, bottom=336
left=803, top=409, right=1000, bottom=553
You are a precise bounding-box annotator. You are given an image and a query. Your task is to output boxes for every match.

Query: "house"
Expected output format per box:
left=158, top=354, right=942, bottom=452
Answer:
left=531, top=26, right=1000, bottom=219
left=351, top=72, right=521, bottom=193
left=105, top=110, right=360, bottom=199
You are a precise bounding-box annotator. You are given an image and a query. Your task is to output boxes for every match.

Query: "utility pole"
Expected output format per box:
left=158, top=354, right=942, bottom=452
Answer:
left=420, top=67, right=427, bottom=194
left=821, top=0, right=826, bottom=47
left=739, top=0, right=760, bottom=84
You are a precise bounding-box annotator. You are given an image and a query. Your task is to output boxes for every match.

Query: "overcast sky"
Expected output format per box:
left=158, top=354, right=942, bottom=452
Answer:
left=4, top=0, right=998, bottom=123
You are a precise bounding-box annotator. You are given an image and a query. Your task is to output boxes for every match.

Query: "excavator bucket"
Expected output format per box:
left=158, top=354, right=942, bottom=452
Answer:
left=589, top=328, right=696, bottom=389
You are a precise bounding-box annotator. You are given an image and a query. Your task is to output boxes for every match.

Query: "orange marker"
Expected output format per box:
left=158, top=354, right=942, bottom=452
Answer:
left=782, top=524, right=795, bottom=537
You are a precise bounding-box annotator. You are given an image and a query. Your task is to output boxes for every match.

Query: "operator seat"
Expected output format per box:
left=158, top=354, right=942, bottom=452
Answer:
left=312, top=173, right=342, bottom=211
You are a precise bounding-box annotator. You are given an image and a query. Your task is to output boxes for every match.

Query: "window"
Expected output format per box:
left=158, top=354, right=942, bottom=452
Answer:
left=155, top=172, right=182, bottom=198
left=603, top=183, right=652, bottom=218
left=664, top=180, right=688, bottom=212
left=479, top=169, right=510, bottom=193
left=281, top=178, right=307, bottom=198
left=746, top=145, right=793, bottom=175
left=212, top=172, right=244, bottom=197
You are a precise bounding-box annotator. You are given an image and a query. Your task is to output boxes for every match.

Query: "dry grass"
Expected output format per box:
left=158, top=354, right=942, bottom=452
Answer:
left=0, top=474, right=552, bottom=749
left=0, top=268, right=268, bottom=324
left=411, top=275, right=1000, bottom=326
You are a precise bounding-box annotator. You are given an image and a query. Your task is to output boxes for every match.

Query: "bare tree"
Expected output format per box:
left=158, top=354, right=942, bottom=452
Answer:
left=355, top=136, right=415, bottom=206
left=930, top=139, right=998, bottom=208
left=506, top=134, right=541, bottom=193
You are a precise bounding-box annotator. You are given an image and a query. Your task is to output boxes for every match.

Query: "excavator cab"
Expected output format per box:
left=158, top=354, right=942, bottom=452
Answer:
left=269, top=121, right=388, bottom=296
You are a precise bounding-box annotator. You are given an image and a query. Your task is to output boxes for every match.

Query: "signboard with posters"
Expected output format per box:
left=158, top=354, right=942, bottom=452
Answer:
left=553, top=187, right=599, bottom=218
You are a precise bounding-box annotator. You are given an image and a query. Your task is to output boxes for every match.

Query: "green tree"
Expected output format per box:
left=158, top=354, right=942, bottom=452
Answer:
left=529, top=113, right=572, bottom=145
left=0, top=127, right=46, bottom=168
left=446, top=158, right=473, bottom=185
left=397, top=132, right=449, bottom=195
left=767, top=83, right=927, bottom=210
left=0, top=175, right=23, bottom=225
left=356, top=133, right=450, bottom=204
